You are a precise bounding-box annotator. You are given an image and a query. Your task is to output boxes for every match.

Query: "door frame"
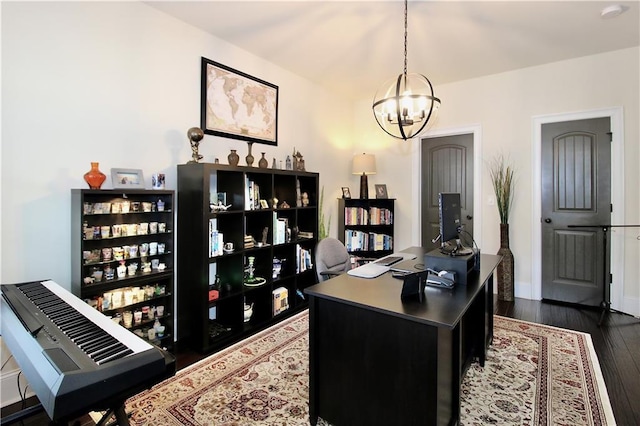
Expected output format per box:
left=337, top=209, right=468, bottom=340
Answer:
left=532, top=107, right=625, bottom=311
left=413, top=124, right=483, bottom=250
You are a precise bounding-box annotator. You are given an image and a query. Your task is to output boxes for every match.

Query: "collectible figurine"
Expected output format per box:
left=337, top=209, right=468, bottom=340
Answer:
left=210, top=201, right=232, bottom=212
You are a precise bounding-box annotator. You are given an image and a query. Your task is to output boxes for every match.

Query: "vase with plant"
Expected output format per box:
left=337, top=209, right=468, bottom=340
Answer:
left=318, top=186, right=331, bottom=240
left=489, top=154, right=515, bottom=301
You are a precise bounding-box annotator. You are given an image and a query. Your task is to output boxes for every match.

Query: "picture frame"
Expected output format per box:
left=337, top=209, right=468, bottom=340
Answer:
left=201, top=57, right=278, bottom=146
left=111, top=168, right=145, bottom=189
left=375, top=184, right=388, bottom=199
left=341, top=187, right=351, bottom=199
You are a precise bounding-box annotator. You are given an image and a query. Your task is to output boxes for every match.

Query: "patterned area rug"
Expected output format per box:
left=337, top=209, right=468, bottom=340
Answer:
left=125, top=311, right=615, bottom=425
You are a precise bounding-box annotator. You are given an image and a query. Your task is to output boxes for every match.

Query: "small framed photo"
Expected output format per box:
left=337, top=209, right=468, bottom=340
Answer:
left=375, top=184, right=388, bottom=199
left=341, top=187, right=351, bottom=199
left=111, top=168, right=145, bottom=189
left=259, top=199, right=269, bottom=209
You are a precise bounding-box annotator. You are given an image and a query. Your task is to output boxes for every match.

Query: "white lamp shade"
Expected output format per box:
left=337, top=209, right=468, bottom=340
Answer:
left=352, top=154, right=377, bottom=175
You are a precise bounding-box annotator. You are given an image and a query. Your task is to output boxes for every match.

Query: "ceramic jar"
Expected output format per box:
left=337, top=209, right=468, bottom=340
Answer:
left=228, top=149, right=240, bottom=166
left=258, top=152, right=268, bottom=168
left=83, top=162, right=106, bottom=189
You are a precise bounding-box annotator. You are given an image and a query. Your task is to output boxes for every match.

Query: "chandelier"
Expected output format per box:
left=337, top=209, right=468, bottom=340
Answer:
left=372, top=0, right=441, bottom=140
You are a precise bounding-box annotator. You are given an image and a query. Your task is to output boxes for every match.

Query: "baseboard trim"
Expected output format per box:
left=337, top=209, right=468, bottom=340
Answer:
left=621, top=296, right=640, bottom=318
left=0, top=368, right=35, bottom=408
left=515, top=281, right=535, bottom=300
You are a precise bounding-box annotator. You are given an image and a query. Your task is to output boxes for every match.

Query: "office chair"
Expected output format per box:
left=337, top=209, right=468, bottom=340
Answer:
left=315, top=237, right=375, bottom=282
left=315, top=238, right=351, bottom=282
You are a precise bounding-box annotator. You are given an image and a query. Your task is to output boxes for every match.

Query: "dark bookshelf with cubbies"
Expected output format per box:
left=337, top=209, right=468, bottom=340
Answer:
left=71, top=189, right=175, bottom=353
left=177, top=163, right=318, bottom=353
left=338, top=198, right=395, bottom=260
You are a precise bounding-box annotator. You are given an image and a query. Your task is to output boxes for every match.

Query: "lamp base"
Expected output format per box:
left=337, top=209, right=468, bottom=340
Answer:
left=359, top=173, right=368, bottom=199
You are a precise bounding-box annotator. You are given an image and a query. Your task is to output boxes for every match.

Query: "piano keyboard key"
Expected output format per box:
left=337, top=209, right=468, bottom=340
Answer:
left=17, top=283, right=134, bottom=365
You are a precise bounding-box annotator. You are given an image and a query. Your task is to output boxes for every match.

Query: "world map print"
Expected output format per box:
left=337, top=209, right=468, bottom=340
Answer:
left=204, top=62, right=277, bottom=144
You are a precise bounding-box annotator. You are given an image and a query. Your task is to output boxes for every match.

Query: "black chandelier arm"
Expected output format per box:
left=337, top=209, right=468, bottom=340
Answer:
left=394, top=74, right=407, bottom=139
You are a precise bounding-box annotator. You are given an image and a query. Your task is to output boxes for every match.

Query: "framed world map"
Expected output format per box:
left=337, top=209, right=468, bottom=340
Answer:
left=201, top=57, right=278, bottom=146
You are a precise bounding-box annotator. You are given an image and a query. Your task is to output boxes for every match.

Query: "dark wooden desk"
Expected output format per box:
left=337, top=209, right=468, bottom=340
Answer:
left=305, top=248, right=501, bottom=426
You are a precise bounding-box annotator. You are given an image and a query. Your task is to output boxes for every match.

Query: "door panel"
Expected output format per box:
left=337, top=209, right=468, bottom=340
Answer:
left=421, top=134, right=474, bottom=250
left=541, top=118, right=611, bottom=306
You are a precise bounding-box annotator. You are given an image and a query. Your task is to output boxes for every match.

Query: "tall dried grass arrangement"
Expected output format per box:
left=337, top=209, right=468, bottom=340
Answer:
left=318, top=186, right=331, bottom=239
left=489, top=155, right=515, bottom=224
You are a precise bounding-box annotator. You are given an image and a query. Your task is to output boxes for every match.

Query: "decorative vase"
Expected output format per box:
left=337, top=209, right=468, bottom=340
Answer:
left=83, top=162, right=106, bottom=189
left=258, top=152, right=268, bottom=168
left=497, top=223, right=515, bottom=301
left=228, top=149, right=239, bottom=166
left=245, top=142, right=254, bottom=166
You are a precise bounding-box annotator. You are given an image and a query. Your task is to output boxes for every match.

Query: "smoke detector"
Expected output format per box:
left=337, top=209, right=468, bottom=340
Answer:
left=600, top=4, right=625, bottom=19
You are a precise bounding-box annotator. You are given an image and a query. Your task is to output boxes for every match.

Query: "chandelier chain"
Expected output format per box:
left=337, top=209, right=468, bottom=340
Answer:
left=403, top=0, right=408, bottom=76
left=372, top=0, right=440, bottom=140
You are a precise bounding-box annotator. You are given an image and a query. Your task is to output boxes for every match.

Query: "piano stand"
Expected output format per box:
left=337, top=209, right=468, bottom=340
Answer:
left=95, top=402, right=130, bottom=426
left=1, top=400, right=131, bottom=426
left=1, top=402, right=45, bottom=426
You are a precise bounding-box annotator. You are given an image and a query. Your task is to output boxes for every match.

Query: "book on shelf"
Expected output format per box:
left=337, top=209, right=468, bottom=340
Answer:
left=344, top=207, right=369, bottom=225
left=295, top=244, right=313, bottom=273
left=244, top=177, right=262, bottom=210
left=273, top=213, right=288, bottom=245
left=345, top=229, right=368, bottom=251
left=369, top=207, right=393, bottom=225
left=298, top=230, right=313, bottom=239
left=244, top=234, right=255, bottom=249
left=209, top=219, right=224, bottom=257
left=272, top=286, right=289, bottom=315
left=344, top=230, right=392, bottom=252
left=370, top=232, right=393, bottom=251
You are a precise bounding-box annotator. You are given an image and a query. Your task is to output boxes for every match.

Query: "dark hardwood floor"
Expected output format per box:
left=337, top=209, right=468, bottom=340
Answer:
left=3, top=298, right=638, bottom=425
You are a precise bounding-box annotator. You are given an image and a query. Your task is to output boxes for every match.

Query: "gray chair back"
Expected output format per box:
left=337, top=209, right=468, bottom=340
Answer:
left=314, top=237, right=351, bottom=282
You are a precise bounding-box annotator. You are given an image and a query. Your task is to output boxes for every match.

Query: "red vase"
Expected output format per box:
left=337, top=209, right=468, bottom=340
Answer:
left=84, top=162, right=106, bottom=189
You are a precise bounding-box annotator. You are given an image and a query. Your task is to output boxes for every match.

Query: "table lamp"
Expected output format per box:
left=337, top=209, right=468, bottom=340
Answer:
left=352, top=153, right=377, bottom=199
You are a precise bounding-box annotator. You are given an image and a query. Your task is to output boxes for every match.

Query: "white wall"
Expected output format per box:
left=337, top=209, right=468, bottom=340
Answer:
left=353, top=46, right=640, bottom=314
left=0, top=1, right=353, bottom=407
left=2, top=0, right=638, bottom=409
left=1, top=1, right=353, bottom=286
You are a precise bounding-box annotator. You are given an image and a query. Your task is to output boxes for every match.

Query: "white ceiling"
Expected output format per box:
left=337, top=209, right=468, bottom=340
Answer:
left=146, top=1, right=640, bottom=101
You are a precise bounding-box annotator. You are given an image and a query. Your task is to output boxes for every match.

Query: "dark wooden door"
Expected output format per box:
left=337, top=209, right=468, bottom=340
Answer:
left=541, top=118, right=611, bottom=306
left=421, top=134, right=474, bottom=250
